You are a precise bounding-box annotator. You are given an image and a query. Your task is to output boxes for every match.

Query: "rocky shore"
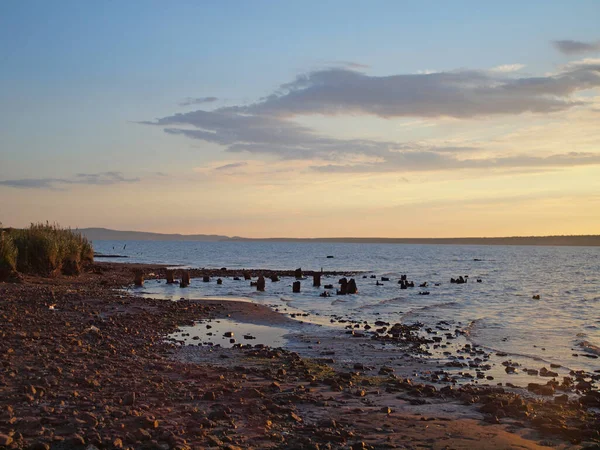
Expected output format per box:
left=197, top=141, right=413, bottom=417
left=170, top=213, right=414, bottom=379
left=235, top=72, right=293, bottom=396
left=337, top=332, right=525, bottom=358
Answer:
left=0, top=263, right=598, bottom=449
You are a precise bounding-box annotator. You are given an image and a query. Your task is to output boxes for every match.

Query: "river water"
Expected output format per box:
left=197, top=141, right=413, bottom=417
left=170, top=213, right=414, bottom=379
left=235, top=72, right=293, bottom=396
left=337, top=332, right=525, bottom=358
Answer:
left=94, top=240, right=600, bottom=375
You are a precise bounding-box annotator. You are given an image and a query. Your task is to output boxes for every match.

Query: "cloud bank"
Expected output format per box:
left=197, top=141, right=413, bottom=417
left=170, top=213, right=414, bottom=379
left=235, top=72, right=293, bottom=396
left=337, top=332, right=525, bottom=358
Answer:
left=233, top=60, right=600, bottom=118
left=145, top=59, right=600, bottom=174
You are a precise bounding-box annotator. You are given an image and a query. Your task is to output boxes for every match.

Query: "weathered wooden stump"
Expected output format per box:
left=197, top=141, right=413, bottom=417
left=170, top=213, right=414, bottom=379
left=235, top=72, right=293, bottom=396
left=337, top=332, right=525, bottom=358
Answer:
left=337, top=277, right=348, bottom=295
left=243, top=272, right=252, bottom=280
left=217, top=278, right=223, bottom=285
left=202, top=275, right=210, bottom=282
left=257, top=276, right=265, bottom=291
left=347, top=278, right=358, bottom=294
left=165, top=269, right=175, bottom=284
left=293, top=281, right=301, bottom=293
left=270, top=274, right=279, bottom=282
left=294, top=268, right=303, bottom=279
left=180, top=270, right=190, bottom=288
left=134, top=271, right=144, bottom=287
left=313, top=274, right=321, bottom=287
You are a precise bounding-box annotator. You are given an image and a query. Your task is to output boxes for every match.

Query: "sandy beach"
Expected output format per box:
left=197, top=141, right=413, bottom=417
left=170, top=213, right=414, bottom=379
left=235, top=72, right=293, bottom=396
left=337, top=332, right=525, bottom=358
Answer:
left=0, top=263, right=598, bottom=449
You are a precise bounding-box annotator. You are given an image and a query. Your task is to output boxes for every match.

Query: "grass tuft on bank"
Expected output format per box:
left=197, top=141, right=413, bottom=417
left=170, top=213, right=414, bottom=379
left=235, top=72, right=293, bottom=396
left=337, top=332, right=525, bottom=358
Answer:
left=0, top=222, right=94, bottom=278
left=0, top=226, right=18, bottom=279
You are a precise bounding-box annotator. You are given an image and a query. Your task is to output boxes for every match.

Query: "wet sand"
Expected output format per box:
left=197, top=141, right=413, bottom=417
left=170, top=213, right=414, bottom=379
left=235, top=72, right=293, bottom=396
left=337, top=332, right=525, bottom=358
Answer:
left=0, top=262, right=597, bottom=449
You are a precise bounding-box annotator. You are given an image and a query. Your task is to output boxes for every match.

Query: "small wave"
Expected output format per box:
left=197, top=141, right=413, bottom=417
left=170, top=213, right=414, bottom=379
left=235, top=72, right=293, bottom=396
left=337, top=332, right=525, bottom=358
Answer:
left=415, top=301, right=458, bottom=312
left=464, top=318, right=485, bottom=336
left=469, top=342, right=558, bottom=365
left=331, top=299, right=348, bottom=305
left=578, top=341, right=600, bottom=356
left=401, top=301, right=459, bottom=320
left=358, top=296, right=407, bottom=309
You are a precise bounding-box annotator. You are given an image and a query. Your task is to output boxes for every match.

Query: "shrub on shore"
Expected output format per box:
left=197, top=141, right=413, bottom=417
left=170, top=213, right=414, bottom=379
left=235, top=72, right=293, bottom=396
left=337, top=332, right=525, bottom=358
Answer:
left=0, top=226, right=18, bottom=280
left=4, top=222, right=94, bottom=277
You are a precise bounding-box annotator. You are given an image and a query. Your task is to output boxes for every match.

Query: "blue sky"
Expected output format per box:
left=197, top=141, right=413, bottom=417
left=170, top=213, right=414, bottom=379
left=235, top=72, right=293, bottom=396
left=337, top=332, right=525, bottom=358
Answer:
left=1, top=1, right=599, bottom=236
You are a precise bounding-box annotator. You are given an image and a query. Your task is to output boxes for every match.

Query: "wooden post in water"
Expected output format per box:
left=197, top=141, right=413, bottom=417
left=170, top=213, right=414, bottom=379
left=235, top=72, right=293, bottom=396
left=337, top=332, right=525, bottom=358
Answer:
left=293, top=281, right=301, bottom=293
left=165, top=269, right=175, bottom=284
left=134, top=270, right=144, bottom=287
left=337, top=277, right=348, bottom=295
left=256, top=276, right=265, bottom=291
left=294, top=268, right=303, bottom=279
left=313, top=274, right=321, bottom=287
left=347, top=278, right=358, bottom=294
left=180, top=270, right=190, bottom=288
left=243, top=272, right=252, bottom=280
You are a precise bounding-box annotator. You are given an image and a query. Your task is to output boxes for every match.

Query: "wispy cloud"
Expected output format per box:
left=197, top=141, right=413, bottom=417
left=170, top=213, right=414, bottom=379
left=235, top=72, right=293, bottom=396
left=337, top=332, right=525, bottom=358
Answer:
left=73, top=172, right=139, bottom=185
left=179, top=96, right=219, bottom=106
left=149, top=106, right=600, bottom=174
left=0, top=178, right=59, bottom=189
left=553, top=39, right=600, bottom=55
left=0, top=172, right=140, bottom=189
left=490, top=63, right=525, bottom=73
left=312, top=152, right=600, bottom=173
left=214, top=162, right=248, bottom=171
left=325, top=60, right=370, bottom=69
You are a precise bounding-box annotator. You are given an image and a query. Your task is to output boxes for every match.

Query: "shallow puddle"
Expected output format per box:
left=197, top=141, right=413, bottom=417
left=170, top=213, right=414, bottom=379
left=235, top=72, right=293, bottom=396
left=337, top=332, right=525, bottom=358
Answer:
left=169, top=318, right=291, bottom=348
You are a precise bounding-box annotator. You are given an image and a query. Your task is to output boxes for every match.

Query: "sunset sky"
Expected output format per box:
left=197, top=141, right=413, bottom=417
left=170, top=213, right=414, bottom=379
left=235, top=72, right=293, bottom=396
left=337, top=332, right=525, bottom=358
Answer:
left=1, top=1, right=599, bottom=237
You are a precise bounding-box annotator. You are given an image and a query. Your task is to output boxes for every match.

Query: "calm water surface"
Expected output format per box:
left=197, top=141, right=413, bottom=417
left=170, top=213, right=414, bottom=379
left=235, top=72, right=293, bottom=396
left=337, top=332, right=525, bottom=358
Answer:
left=94, top=240, right=600, bottom=374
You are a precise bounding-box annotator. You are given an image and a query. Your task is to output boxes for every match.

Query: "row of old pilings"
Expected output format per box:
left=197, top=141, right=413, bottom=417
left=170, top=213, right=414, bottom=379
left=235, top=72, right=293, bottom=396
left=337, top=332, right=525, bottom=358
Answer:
left=136, top=269, right=192, bottom=288
left=134, top=269, right=357, bottom=294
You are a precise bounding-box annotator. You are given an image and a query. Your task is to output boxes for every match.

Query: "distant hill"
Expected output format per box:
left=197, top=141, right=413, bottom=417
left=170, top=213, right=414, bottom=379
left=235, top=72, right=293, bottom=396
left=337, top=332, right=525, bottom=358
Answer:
left=230, top=236, right=600, bottom=246
left=80, top=228, right=229, bottom=242
left=79, top=228, right=600, bottom=246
